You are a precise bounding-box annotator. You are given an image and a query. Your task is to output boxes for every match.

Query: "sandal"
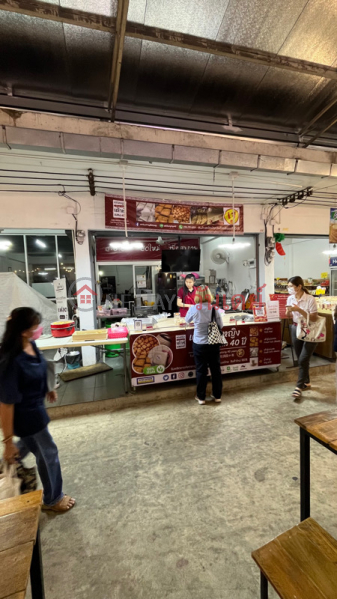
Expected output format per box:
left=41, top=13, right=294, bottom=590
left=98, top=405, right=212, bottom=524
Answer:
left=42, top=495, right=76, bottom=513
left=303, top=383, right=311, bottom=389
left=292, top=387, right=302, bottom=399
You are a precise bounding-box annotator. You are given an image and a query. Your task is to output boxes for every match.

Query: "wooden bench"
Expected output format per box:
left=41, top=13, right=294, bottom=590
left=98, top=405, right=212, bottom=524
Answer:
left=252, top=518, right=337, bottom=599
left=0, top=490, right=43, bottom=599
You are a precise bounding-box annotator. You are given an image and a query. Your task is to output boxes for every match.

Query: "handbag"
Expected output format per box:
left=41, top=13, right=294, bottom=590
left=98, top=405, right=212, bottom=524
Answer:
left=296, top=313, right=326, bottom=343
left=208, top=307, right=228, bottom=345
left=0, top=463, right=21, bottom=500
left=0, top=460, right=37, bottom=495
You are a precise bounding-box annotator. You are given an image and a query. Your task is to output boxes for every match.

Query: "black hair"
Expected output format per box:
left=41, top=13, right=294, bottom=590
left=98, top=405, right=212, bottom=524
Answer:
left=183, top=273, right=196, bottom=300
left=288, top=276, right=311, bottom=295
left=0, top=307, right=41, bottom=370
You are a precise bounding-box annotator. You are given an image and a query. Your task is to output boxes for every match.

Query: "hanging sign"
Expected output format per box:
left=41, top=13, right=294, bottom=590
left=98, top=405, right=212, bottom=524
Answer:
left=53, top=278, right=69, bottom=321
left=105, top=195, right=244, bottom=234
left=96, top=237, right=200, bottom=262
left=329, top=208, right=337, bottom=242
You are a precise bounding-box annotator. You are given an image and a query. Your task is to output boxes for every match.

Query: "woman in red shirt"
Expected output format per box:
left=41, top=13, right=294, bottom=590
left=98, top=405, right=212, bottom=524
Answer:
left=177, top=274, right=197, bottom=317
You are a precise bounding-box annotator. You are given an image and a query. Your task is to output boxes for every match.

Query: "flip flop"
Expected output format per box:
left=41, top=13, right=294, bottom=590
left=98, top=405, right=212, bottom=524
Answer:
left=292, top=387, right=302, bottom=399
left=42, top=495, right=76, bottom=513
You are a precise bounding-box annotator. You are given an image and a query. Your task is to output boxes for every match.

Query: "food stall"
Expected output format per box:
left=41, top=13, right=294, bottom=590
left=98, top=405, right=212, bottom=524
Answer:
left=125, top=314, right=282, bottom=388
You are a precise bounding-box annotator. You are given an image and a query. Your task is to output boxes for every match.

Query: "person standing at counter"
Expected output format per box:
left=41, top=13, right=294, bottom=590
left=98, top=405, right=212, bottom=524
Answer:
left=0, top=307, right=75, bottom=512
left=185, top=285, right=223, bottom=405
left=177, top=274, right=197, bottom=317
left=286, top=276, right=318, bottom=399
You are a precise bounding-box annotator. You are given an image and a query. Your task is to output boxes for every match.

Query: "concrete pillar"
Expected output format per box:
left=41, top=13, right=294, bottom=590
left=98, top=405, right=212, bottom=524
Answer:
left=258, top=233, right=275, bottom=302
left=73, top=233, right=96, bottom=366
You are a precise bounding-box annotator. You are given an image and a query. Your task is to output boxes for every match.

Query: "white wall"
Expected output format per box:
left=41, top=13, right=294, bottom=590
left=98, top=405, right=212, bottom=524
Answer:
left=274, top=237, right=330, bottom=280
left=200, top=236, right=257, bottom=295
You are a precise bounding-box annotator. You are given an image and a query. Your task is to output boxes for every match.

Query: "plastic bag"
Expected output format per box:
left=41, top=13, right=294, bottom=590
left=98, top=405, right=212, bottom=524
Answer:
left=0, top=463, right=21, bottom=500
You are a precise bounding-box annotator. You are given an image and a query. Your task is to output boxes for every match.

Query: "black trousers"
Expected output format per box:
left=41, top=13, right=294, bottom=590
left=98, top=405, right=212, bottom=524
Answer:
left=192, top=342, right=222, bottom=401
left=290, top=324, right=317, bottom=388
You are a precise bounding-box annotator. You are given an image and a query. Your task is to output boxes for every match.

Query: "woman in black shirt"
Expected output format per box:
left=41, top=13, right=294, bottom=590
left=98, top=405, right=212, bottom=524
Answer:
left=0, top=308, right=75, bottom=512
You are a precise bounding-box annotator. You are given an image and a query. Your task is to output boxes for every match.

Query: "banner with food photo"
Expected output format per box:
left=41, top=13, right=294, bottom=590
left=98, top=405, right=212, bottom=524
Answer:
left=105, top=195, right=244, bottom=233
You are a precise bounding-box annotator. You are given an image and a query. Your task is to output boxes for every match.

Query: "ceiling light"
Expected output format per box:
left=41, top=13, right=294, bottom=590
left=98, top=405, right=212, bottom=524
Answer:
left=36, top=239, right=46, bottom=248
left=218, top=242, right=251, bottom=249
left=99, top=270, right=104, bottom=275
left=0, top=240, right=12, bottom=250
left=38, top=272, right=48, bottom=276
left=58, top=254, right=62, bottom=258
left=110, top=241, right=144, bottom=250
left=45, top=267, right=56, bottom=271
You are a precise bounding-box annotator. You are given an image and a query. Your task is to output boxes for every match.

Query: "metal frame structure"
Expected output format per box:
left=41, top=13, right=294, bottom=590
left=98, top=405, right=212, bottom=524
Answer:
left=2, top=0, right=337, bottom=141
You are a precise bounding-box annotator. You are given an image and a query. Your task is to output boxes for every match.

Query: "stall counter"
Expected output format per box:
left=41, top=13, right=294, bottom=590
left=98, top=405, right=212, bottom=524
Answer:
left=128, top=317, right=282, bottom=388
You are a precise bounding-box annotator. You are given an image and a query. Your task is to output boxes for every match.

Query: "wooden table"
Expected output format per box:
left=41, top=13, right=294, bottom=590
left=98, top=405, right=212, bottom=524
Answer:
left=295, top=410, right=337, bottom=521
left=37, top=335, right=129, bottom=392
left=0, top=490, right=44, bottom=599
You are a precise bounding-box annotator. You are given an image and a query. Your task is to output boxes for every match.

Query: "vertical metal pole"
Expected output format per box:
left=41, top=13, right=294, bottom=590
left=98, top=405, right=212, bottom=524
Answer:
left=260, top=572, right=268, bottom=599
left=300, top=428, right=310, bottom=521
left=30, top=528, right=45, bottom=599
left=23, top=234, right=29, bottom=286
left=55, top=235, right=60, bottom=279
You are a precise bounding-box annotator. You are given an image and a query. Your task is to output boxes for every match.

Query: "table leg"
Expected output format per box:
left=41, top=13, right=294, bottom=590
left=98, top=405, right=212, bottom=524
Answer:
left=260, top=571, right=268, bottom=599
left=124, top=344, right=128, bottom=393
left=300, top=428, right=310, bottom=521
left=30, top=528, right=45, bottom=599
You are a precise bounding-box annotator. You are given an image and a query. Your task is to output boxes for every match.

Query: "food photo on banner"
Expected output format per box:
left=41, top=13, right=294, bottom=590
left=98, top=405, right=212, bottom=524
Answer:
left=130, top=322, right=281, bottom=387
left=105, top=195, right=244, bottom=234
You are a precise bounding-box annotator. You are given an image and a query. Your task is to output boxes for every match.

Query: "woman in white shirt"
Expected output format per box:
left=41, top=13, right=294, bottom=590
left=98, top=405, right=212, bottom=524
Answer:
left=286, top=276, right=318, bottom=399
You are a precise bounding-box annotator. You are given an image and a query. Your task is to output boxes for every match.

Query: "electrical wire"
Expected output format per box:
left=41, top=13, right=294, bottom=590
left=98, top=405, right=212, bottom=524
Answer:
left=58, top=188, right=82, bottom=215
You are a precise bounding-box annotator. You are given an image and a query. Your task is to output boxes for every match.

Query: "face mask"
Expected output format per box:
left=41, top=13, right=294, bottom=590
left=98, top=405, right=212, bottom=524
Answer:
left=288, top=287, right=296, bottom=295
left=31, top=325, right=43, bottom=341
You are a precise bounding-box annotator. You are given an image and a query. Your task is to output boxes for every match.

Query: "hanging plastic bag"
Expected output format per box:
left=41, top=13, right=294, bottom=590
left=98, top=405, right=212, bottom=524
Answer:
left=0, top=463, right=21, bottom=500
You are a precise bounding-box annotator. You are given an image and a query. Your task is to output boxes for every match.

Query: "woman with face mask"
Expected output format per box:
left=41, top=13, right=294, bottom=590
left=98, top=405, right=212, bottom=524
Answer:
left=0, top=307, right=75, bottom=512
left=286, top=276, right=318, bottom=399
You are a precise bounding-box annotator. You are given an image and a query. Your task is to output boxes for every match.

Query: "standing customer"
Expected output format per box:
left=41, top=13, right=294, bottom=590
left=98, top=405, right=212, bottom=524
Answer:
left=177, top=273, right=197, bottom=317
left=185, top=285, right=223, bottom=404
left=0, top=307, right=75, bottom=512
left=286, top=276, right=318, bottom=399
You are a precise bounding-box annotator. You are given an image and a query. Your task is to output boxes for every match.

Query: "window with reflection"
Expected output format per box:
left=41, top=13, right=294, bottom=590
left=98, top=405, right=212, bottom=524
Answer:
left=0, top=235, right=26, bottom=282
left=57, top=232, right=75, bottom=294
left=26, top=235, right=57, bottom=298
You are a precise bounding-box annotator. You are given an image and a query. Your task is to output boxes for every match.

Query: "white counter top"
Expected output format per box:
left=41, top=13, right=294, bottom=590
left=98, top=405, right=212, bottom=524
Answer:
left=127, top=316, right=280, bottom=335
left=37, top=336, right=128, bottom=351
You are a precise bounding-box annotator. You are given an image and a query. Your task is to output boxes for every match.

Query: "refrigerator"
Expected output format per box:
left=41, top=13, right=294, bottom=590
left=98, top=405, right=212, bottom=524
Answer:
left=155, top=272, right=177, bottom=315
left=330, top=268, right=337, bottom=296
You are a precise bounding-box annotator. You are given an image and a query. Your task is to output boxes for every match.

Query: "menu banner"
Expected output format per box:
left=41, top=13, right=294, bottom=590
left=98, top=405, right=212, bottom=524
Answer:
left=105, top=195, right=244, bottom=234
left=130, top=321, right=281, bottom=387
left=96, top=237, right=200, bottom=262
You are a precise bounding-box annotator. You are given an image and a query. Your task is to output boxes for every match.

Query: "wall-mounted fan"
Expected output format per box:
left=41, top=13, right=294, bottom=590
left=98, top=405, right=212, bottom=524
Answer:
left=211, top=249, right=229, bottom=265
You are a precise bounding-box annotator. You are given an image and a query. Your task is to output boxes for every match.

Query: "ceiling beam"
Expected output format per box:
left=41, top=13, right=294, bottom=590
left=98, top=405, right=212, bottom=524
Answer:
left=2, top=0, right=337, bottom=81
left=304, top=114, right=337, bottom=148
left=301, top=96, right=337, bottom=136
left=108, top=0, right=129, bottom=118
left=0, top=0, right=116, bottom=31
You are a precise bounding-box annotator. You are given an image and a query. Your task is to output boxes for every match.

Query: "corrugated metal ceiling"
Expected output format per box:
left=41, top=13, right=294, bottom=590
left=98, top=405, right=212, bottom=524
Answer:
left=1, top=0, right=337, bottom=145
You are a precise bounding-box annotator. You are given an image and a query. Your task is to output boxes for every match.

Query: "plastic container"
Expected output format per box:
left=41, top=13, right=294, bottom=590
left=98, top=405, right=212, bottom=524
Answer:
left=108, top=326, right=128, bottom=339
left=51, top=320, right=75, bottom=338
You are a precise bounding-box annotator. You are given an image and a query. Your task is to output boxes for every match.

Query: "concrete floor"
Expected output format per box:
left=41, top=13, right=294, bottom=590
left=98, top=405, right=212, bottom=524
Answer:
left=27, top=371, right=337, bottom=599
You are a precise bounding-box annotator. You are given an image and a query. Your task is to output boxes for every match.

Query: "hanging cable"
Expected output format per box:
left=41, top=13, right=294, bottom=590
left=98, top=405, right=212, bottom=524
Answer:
left=57, top=187, right=82, bottom=215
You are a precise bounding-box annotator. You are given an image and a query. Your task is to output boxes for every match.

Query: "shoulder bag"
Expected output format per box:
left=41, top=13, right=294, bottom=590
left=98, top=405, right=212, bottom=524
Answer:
left=296, top=313, right=326, bottom=343
left=208, top=307, right=228, bottom=345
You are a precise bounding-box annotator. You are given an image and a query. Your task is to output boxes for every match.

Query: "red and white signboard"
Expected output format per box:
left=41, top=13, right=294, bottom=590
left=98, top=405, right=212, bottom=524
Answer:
left=96, top=237, right=200, bottom=262
left=130, top=321, right=281, bottom=387
left=105, top=195, right=244, bottom=234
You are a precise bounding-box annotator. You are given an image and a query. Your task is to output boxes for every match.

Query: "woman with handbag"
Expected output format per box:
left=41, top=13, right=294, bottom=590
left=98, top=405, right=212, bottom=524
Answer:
left=0, top=307, right=75, bottom=512
left=286, top=276, right=318, bottom=399
left=185, top=285, right=223, bottom=405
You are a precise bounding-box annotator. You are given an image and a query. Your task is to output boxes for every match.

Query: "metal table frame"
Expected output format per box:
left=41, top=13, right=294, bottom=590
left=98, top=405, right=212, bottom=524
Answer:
left=299, top=427, right=337, bottom=521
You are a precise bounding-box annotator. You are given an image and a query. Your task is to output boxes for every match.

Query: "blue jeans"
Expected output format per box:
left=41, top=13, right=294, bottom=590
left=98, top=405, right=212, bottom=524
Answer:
left=17, top=426, right=64, bottom=507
